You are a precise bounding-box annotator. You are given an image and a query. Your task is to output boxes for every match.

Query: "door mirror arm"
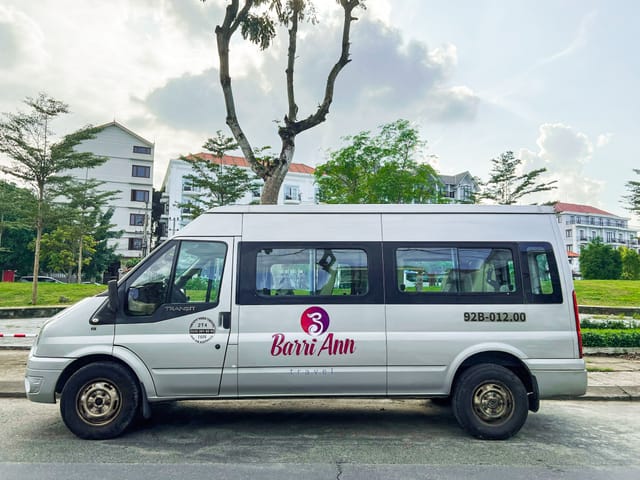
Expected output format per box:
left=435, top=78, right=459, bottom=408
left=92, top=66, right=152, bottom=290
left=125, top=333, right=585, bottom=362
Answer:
left=108, top=279, right=119, bottom=313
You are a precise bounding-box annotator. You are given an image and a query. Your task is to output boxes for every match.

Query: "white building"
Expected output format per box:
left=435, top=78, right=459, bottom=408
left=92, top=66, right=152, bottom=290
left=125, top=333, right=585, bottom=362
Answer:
left=554, top=202, right=639, bottom=273
left=70, top=121, right=154, bottom=260
left=438, top=171, right=478, bottom=203
left=159, top=154, right=316, bottom=238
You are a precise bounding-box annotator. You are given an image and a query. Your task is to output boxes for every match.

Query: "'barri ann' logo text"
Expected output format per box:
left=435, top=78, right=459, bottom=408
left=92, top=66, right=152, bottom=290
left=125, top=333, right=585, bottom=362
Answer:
left=270, top=306, right=356, bottom=357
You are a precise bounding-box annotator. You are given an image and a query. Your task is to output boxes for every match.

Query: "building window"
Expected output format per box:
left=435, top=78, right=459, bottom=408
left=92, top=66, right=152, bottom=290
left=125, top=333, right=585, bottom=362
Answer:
left=182, top=178, right=197, bottom=192
left=128, top=238, right=143, bottom=250
left=284, top=185, right=300, bottom=201
left=130, top=214, right=146, bottom=226
left=132, top=165, right=151, bottom=178
left=565, top=229, right=572, bottom=238
left=133, top=146, right=151, bottom=155
left=131, top=189, right=150, bottom=203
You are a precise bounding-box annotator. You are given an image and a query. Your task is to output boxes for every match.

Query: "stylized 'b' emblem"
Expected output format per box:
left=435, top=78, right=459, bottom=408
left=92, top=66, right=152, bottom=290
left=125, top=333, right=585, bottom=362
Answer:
left=300, top=306, right=330, bottom=336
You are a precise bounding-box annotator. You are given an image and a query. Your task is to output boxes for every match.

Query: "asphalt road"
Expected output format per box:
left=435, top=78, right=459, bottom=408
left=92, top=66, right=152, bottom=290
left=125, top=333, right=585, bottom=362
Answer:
left=1, top=397, right=639, bottom=479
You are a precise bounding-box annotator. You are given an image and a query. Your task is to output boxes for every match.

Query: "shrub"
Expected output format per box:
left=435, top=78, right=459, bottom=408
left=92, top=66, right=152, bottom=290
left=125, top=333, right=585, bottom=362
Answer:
left=580, top=239, right=622, bottom=280
left=581, top=329, right=640, bottom=348
left=580, top=319, right=640, bottom=329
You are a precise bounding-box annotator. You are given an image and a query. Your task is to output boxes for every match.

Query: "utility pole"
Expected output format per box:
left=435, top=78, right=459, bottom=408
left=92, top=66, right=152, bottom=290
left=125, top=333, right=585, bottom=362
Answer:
left=142, top=199, right=149, bottom=257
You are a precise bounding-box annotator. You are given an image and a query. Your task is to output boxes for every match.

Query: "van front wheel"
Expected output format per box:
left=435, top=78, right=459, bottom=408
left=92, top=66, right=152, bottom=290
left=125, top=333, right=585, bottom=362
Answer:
left=452, top=364, right=528, bottom=440
left=60, top=362, right=140, bottom=440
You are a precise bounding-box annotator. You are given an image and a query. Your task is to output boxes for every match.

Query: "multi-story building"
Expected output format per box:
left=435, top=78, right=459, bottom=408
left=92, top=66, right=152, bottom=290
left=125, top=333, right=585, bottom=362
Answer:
left=554, top=202, right=639, bottom=274
left=70, top=121, right=154, bottom=261
left=438, top=171, right=478, bottom=203
left=159, top=154, right=316, bottom=238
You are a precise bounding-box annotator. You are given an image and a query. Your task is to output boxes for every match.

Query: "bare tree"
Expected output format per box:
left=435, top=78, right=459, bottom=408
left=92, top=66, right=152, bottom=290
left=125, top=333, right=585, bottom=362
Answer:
left=210, top=0, right=364, bottom=204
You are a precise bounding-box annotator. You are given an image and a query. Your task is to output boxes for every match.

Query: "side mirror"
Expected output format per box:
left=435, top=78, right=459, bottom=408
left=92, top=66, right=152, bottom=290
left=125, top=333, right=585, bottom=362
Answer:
left=108, top=279, right=119, bottom=313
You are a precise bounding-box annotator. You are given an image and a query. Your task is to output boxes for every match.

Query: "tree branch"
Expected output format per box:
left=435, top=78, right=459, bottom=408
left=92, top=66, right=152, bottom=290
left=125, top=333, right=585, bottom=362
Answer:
left=215, top=1, right=259, bottom=170
left=281, top=0, right=359, bottom=136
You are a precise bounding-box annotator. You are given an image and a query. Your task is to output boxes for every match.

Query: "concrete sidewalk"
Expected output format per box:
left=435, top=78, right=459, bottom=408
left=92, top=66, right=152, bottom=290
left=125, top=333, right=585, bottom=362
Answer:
left=1, top=348, right=638, bottom=400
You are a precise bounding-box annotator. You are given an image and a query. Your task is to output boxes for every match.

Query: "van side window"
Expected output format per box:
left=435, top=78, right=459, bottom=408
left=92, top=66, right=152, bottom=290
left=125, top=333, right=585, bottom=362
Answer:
left=170, top=242, right=227, bottom=304
left=521, top=243, right=562, bottom=303
left=255, top=248, right=368, bottom=297
left=126, top=241, right=227, bottom=316
left=396, top=248, right=456, bottom=292
left=395, top=247, right=516, bottom=294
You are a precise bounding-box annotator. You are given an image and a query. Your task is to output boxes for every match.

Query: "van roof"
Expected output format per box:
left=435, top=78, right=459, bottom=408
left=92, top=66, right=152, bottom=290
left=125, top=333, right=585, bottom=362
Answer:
left=204, top=204, right=555, bottom=215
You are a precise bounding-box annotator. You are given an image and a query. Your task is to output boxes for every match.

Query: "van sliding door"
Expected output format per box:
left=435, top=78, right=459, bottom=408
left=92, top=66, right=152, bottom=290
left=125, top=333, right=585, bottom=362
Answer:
left=236, top=242, right=386, bottom=396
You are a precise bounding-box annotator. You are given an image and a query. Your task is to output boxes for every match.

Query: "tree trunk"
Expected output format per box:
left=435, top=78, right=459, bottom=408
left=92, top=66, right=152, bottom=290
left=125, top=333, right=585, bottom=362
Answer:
left=261, top=138, right=296, bottom=205
left=77, top=235, right=83, bottom=284
left=31, top=207, right=42, bottom=305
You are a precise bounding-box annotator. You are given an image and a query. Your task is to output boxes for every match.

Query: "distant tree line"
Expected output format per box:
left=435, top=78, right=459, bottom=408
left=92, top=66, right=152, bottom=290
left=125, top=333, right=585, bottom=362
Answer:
left=580, top=239, right=640, bottom=280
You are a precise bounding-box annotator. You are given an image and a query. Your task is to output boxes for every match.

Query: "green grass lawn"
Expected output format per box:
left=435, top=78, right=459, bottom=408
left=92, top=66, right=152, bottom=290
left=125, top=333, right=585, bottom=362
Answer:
left=573, top=280, right=640, bottom=307
left=0, top=283, right=106, bottom=307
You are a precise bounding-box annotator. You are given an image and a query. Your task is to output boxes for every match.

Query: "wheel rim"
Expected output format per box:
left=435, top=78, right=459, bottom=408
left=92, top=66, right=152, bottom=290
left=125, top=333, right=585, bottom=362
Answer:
left=472, top=381, right=514, bottom=425
left=76, top=379, right=122, bottom=427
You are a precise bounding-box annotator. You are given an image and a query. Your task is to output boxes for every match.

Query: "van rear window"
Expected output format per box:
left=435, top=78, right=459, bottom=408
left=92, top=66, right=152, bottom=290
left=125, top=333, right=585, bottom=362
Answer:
left=521, top=243, right=562, bottom=303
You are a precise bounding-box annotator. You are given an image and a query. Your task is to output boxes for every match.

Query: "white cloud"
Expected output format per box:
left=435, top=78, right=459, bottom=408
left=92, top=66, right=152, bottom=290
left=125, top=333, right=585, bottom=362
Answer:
left=519, top=123, right=604, bottom=206
left=423, top=86, right=479, bottom=123
left=535, top=123, right=593, bottom=165
left=596, top=133, right=613, bottom=147
left=538, top=11, right=597, bottom=66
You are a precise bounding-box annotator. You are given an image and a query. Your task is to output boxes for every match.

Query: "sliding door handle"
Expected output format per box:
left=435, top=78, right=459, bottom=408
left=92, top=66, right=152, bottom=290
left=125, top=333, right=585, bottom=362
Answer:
left=219, top=311, right=231, bottom=329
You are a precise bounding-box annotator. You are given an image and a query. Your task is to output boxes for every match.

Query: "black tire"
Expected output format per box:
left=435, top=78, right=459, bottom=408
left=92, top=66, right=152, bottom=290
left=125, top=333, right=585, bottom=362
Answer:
left=452, top=364, right=528, bottom=440
left=60, top=362, right=140, bottom=440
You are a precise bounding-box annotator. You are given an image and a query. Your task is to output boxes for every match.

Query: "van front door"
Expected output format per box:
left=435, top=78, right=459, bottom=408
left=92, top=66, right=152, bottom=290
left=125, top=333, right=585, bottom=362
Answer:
left=115, top=238, right=233, bottom=397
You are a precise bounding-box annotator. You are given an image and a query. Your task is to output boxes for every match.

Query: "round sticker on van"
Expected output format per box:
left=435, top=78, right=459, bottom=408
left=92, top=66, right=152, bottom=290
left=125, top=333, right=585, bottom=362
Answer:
left=300, top=306, right=330, bottom=336
left=189, top=317, right=216, bottom=344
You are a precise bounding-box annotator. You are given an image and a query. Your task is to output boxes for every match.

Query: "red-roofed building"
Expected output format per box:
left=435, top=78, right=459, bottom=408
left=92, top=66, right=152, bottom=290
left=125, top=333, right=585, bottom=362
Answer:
left=160, top=154, right=317, bottom=237
left=554, top=202, right=638, bottom=275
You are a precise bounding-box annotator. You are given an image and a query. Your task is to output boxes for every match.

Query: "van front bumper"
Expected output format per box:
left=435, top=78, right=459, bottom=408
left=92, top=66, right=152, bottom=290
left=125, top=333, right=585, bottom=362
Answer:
left=526, top=358, right=588, bottom=398
left=25, top=354, right=74, bottom=404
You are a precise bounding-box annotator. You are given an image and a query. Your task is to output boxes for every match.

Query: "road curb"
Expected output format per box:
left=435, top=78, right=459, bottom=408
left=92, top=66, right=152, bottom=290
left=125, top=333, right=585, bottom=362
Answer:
left=0, top=381, right=25, bottom=398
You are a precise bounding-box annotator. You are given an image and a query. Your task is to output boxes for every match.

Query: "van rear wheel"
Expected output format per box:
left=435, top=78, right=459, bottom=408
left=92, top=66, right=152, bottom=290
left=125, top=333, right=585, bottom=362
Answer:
left=60, top=362, right=140, bottom=440
left=452, top=364, right=528, bottom=440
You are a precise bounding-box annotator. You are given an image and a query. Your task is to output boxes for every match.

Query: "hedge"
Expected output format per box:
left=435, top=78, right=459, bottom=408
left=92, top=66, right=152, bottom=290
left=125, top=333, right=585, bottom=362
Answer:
left=580, top=319, right=639, bottom=330
left=581, top=329, right=640, bottom=348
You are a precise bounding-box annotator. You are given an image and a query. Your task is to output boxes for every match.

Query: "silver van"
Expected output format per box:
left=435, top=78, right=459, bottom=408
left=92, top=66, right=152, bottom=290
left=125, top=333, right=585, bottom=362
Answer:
left=25, top=205, right=587, bottom=440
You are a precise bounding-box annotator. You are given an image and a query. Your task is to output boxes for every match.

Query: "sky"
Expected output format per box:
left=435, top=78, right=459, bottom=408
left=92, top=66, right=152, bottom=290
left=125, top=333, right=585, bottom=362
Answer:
left=1, top=0, right=638, bottom=225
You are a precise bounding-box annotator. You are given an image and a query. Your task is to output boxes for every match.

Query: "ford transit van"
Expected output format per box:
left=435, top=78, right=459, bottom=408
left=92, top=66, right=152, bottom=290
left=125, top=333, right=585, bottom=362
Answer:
left=25, top=204, right=587, bottom=440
